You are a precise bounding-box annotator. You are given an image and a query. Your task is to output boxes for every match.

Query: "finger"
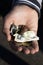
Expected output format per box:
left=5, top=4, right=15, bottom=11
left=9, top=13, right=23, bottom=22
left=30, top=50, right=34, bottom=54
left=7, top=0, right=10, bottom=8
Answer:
left=23, top=47, right=30, bottom=54
left=32, top=41, right=39, bottom=52
left=13, top=41, right=23, bottom=52
left=13, top=45, right=23, bottom=52
left=31, top=41, right=39, bottom=54
left=17, top=46, right=23, bottom=52
left=30, top=47, right=36, bottom=54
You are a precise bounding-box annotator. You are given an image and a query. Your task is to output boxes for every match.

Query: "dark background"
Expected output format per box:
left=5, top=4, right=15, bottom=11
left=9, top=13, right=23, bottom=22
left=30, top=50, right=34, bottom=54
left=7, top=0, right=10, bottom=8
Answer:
left=0, top=2, right=43, bottom=65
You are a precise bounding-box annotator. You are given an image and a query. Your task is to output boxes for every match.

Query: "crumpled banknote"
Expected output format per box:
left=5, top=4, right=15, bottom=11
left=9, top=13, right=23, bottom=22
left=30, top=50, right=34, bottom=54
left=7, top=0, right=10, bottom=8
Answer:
left=13, top=31, right=39, bottom=42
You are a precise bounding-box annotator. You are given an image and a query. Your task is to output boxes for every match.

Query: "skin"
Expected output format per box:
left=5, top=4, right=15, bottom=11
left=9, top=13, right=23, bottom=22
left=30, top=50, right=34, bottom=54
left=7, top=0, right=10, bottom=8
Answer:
left=3, top=5, right=39, bottom=54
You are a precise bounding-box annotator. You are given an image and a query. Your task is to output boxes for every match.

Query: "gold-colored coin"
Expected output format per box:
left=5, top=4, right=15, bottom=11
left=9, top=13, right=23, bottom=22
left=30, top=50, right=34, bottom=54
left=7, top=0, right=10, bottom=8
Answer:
left=15, top=42, right=31, bottom=46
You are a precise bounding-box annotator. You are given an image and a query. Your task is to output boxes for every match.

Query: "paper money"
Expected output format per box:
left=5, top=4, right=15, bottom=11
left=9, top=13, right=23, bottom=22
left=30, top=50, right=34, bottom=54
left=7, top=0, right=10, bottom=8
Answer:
left=13, top=31, right=39, bottom=42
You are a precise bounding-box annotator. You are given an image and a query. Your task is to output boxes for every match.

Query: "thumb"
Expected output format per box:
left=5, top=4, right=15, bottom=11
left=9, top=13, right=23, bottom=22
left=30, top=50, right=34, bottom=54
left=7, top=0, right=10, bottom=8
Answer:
left=7, top=31, right=11, bottom=41
left=4, top=28, right=11, bottom=41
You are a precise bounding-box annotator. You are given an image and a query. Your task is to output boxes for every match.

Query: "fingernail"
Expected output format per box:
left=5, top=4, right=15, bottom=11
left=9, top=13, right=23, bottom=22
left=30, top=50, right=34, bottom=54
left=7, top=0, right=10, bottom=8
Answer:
left=31, top=50, right=35, bottom=54
left=23, top=48, right=30, bottom=54
left=36, top=48, right=39, bottom=52
left=18, top=47, right=22, bottom=52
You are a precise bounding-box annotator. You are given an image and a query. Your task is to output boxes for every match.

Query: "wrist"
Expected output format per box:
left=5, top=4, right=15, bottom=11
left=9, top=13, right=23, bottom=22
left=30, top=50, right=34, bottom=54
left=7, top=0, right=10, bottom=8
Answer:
left=14, top=0, right=41, bottom=17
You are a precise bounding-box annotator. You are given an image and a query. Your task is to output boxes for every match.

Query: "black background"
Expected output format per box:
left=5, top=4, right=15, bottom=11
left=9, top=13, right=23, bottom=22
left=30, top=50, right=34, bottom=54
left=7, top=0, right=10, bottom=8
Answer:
left=0, top=2, right=43, bottom=65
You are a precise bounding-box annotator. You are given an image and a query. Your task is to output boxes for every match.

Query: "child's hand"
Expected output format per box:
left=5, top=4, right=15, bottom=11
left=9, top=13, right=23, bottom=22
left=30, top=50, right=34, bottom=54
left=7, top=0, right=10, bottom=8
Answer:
left=3, top=5, right=39, bottom=54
